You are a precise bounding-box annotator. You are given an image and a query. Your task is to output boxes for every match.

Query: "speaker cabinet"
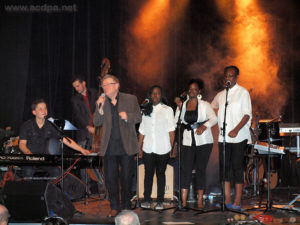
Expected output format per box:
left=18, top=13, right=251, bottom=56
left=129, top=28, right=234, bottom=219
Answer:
left=3, top=180, right=75, bottom=221
left=138, top=164, right=174, bottom=200
left=63, top=173, right=85, bottom=200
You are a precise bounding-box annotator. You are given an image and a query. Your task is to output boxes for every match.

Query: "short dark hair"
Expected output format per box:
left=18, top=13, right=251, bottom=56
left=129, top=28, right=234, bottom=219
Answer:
left=224, top=65, right=239, bottom=76
left=71, top=75, right=86, bottom=83
left=31, top=99, right=47, bottom=111
left=188, top=79, right=204, bottom=90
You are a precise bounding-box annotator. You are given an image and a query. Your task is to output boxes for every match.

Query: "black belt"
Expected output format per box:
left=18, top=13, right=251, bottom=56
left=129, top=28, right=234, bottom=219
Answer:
left=183, top=120, right=208, bottom=131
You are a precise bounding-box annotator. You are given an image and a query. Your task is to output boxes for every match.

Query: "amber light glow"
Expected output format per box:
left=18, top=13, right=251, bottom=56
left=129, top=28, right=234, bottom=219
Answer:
left=126, top=0, right=188, bottom=90
left=216, top=0, right=287, bottom=117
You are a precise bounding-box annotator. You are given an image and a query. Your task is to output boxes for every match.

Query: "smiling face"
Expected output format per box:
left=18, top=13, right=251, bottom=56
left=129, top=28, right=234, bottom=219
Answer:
left=151, top=87, right=162, bottom=106
left=188, top=82, right=201, bottom=99
left=32, top=102, right=48, bottom=120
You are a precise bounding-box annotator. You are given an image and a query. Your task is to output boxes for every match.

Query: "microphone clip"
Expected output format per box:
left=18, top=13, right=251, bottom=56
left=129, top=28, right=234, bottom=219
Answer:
left=140, top=99, right=150, bottom=108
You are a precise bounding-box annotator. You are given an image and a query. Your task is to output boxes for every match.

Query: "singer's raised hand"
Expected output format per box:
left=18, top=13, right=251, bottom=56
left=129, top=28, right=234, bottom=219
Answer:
left=96, top=94, right=106, bottom=113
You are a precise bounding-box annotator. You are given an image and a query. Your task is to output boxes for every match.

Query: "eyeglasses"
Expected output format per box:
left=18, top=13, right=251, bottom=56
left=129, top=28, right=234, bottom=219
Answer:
left=101, top=82, right=117, bottom=88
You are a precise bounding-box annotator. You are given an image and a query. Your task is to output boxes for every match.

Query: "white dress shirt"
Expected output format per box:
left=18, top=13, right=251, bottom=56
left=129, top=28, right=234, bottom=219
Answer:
left=211, top=83, right=252, bottom=143
left=139, top=103, right=175, bottom=155
left=175, top=95, right=217, bottom=146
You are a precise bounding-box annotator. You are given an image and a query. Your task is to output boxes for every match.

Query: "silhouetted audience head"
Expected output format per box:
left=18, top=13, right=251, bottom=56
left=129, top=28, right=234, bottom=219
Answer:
left=115, top=210, right=140, bottom=225
left=0, top=204, right=9, bottom=225
left=42, top=217, right=68, bottom=225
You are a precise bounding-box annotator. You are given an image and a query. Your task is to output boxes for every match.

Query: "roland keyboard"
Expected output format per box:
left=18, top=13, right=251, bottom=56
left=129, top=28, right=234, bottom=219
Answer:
left=0, top=153, right=100, bottom=167
left=254, top=141, right=285, bottom=155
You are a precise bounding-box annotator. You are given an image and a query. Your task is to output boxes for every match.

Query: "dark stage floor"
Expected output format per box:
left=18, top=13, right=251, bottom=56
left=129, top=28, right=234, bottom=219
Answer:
left=8, top=186, right=300, bottom=225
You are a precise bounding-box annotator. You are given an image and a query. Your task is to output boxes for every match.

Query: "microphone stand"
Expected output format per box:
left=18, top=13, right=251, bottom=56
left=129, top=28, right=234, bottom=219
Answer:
left=132, top=105, right=148, bottom=210
left=172, top=104, right=184, bottom=214
left=265, top=123, right=274, bottom=212
left=131, top=152, right=140, bottom=209
left=47, top=119, right=72, bottom=192
left=220, top=85, right=230, bottom=212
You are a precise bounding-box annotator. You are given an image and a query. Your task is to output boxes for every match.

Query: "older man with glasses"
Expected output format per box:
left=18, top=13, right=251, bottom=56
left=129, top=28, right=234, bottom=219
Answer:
left=93, top=75, right=141, bottom=217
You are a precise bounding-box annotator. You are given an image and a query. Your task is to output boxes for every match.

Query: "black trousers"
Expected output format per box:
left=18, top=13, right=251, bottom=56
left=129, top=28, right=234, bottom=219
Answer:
left=104, top=154, right=134, bottom=211
left=218, top=140, right=247, bottom=184
left=180, top=144, right=213, bottom=190
left=143, top=152, right=169, bottom=203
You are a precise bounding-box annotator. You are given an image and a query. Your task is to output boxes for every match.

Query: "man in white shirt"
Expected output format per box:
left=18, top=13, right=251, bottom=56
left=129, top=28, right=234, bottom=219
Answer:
left=211, top=65, right=252, bottom=211
left=139, top=85, right=175, bottom=210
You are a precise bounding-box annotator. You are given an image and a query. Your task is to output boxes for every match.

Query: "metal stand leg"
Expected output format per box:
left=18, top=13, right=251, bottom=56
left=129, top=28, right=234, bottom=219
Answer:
left=284, top=194, right=300, bottom=212
left=84, top=169, right=89, bottom=205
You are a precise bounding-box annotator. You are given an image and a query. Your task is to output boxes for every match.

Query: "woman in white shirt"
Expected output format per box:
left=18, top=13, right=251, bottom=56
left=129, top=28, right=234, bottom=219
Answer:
left=175, top=79, right=217, bottom=208
left=139, top=85, right=175, bottom=210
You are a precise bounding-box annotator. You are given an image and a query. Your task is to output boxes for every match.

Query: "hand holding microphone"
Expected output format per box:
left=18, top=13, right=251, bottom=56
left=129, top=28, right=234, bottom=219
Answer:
left=97, top=93, right=106, bottom=113
left=140, top=98, right=150, bottom=108
left=179, top=91, right=187, bottom=101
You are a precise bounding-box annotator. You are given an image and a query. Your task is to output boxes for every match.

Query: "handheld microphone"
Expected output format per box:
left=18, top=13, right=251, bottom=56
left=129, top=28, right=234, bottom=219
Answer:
left=98, top=93, right=106, bottom=109
left=225, top=81, right=231, bottom=88
left=140, top=98, right=150, bottom=107
left=179, top=91, right=187, bottom=101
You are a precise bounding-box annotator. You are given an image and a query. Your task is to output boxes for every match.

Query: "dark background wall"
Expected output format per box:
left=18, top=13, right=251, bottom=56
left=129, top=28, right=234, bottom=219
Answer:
left=0, top=0, right=299, bottom=134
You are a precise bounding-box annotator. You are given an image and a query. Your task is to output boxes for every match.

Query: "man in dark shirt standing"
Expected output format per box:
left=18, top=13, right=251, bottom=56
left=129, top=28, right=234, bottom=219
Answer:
left=19, top=99, right=90, bottom=178
left=71, top=76, right=98, bottom=149
left=93, top=75, right=141, bottom=217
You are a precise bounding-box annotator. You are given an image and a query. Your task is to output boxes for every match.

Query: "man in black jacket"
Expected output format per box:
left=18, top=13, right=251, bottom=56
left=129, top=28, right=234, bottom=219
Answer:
left=71, top=75, right=98, bottom=149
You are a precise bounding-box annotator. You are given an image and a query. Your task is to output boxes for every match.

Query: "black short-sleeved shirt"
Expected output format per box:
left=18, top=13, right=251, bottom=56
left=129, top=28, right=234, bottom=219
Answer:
left=19, top=119, right=61, bottom=154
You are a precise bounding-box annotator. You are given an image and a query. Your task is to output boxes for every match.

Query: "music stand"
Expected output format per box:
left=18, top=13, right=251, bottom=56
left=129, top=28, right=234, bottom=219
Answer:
left=47, top=117, right=78, bottom=192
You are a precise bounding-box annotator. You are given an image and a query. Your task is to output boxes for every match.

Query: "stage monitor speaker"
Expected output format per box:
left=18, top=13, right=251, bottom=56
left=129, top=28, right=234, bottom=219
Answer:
left=63, top=173, right=86, bottom=200
left=3, top=180, right=75, bottom=221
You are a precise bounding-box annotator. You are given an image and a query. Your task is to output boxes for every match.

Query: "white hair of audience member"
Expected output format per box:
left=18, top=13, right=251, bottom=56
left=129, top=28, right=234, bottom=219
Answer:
left=0, top=204, right=9, bottom=225
left=115, top=210, right=140, bottom=225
